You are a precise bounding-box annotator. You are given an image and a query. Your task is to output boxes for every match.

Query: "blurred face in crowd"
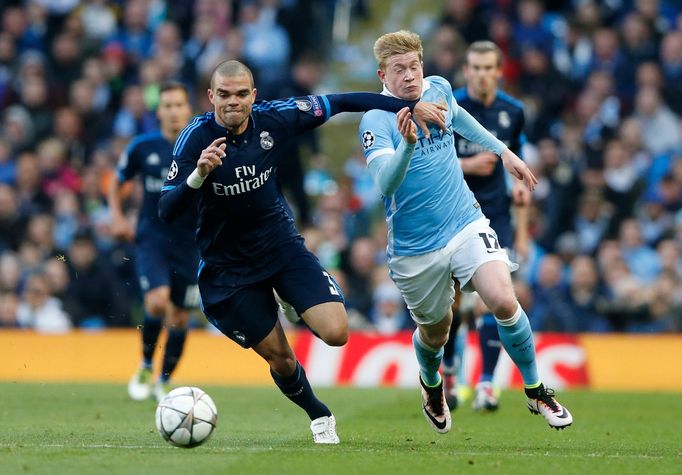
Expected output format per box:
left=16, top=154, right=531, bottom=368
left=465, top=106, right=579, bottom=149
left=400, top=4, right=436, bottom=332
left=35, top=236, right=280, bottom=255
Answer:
left=378, top=51, right=424, bottom=101
left=0, top=292, right=18, bottom=326
left=157, top=87, right=192, bottom=139
left=23, top=274, right=50, bottom=309
left=208, top=72, right=256, bottom=134
left=68, top=238, right=97, bottom=269
left=570, top=256, right=598, bottom=291
left=464, top=51, right=502, bottom=103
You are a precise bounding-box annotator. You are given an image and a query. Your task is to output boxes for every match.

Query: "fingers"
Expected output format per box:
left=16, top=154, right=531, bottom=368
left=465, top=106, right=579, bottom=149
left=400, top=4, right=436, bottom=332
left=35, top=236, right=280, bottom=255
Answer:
left=431, top=111, right=446, bottom=131
left=211, top=137, right=227, bottom=147
left=415, top=117, right=430, bottom=139
left=199, top=139, right=228, bottom=175
left=522, top=168, right=537, bottom=191
left=397, top=108, right=417, bottom=142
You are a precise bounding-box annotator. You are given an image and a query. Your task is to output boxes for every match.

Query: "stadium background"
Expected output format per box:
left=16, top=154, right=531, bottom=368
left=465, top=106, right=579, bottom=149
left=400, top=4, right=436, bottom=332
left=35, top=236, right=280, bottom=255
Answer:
left=1, top=0, right=681, bottom=391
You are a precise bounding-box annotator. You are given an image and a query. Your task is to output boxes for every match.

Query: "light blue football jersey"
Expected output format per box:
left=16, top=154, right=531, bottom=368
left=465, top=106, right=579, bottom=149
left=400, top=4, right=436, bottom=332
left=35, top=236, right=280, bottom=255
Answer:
left=358, top=76, right=485, bottom=257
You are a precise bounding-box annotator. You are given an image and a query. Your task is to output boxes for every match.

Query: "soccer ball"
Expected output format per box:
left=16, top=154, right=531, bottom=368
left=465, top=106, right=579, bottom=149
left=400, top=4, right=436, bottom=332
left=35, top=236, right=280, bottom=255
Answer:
left=155, top=386, right=218, bottom=448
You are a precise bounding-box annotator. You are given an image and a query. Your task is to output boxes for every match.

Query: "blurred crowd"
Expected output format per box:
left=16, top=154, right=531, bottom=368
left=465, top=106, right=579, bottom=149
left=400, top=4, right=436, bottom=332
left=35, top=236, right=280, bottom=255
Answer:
left=0, top=0, right=681, bottom=334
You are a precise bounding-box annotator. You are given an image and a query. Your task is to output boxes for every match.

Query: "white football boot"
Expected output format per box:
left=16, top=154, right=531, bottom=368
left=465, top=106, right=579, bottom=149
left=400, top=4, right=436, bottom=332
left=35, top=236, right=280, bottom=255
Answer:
left=526, top=385, right=573, bottom=430
left=128, top=366, right=152, bottom=401
left=310, top=414, right=339, bottom=444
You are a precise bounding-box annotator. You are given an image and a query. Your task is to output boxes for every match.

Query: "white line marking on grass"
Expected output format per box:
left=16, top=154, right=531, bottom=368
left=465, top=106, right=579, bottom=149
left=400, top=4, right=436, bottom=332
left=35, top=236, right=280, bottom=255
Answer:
left=0, top=443, right=671, bottom=459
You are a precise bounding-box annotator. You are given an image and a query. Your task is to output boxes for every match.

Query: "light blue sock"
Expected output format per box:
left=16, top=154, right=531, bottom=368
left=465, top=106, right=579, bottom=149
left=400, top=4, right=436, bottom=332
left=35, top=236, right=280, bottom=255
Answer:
left=496, top=305, right=539, bottom=386
left=412, top=329, right=443, bottom=387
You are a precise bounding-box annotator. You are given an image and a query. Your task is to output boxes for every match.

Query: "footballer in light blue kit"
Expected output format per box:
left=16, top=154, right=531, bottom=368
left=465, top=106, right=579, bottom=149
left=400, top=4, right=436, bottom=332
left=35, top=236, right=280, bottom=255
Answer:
left=359, top=30, right=573, bottom=434
left=444, top=41, right=533, bottom=413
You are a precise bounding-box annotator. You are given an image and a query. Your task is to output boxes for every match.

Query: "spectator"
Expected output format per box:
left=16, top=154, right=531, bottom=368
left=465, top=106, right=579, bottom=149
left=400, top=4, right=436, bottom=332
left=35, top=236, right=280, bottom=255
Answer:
left=341, top=237, right=378, bottom=320
left=65, top=228, right=130, bottom=328
left=0, top=184, right=28, bottom=252
left=0, top=291, right=19, bottom=327
left=618, top=218, right=661, bottom=284
left=529, top=254, right=573, bottom=331
left=566, top=255, right=612, bottom=332
left=369, top=278, right=412, bottom=335
left=633, top=85, right=681, bottom=155
left=16, top=271, right=72, bottom=333
left=440, top=0, right=489, bottom=44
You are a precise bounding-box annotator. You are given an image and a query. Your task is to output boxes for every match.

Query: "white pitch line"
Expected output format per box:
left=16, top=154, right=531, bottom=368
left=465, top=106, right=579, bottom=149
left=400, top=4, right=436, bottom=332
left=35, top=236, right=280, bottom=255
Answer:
left=0, top=443, right=673, bottom=459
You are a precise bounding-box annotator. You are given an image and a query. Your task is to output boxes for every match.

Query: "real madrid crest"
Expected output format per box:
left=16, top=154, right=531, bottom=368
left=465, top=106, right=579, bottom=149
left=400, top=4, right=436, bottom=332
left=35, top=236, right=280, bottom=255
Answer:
left=260, top=130, right=274, bottom=150
left=498, top=111, right=511, bottom=128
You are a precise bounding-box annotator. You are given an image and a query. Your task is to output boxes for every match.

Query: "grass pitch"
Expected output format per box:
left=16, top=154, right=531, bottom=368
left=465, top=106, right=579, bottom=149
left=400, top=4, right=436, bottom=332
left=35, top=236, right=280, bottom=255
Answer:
left=1, top=383, right=680, bottom=475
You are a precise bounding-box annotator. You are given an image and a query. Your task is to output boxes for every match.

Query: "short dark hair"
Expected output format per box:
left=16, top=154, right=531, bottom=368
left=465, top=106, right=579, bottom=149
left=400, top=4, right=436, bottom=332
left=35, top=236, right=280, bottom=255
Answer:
left=465, top=41, right=503, bottom=67
left=159, top=81, right=190, bottom=97
left=210, top=60, right=254, bottom=89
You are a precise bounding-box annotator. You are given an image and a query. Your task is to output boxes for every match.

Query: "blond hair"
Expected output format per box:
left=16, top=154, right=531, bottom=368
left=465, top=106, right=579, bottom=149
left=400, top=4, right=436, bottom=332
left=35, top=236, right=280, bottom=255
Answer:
left=373, top=30, right=423, bottom=70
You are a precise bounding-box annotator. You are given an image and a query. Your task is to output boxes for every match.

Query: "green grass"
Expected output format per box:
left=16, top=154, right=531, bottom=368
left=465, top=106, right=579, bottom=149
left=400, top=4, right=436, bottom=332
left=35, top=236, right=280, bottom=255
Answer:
left=1, top=383, right=680, bottom=475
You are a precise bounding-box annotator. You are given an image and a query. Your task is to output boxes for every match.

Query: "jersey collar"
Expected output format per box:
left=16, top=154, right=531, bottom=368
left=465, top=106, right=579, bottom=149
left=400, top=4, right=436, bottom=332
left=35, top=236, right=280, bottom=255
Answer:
left=381, top=79, right=431, bottom=98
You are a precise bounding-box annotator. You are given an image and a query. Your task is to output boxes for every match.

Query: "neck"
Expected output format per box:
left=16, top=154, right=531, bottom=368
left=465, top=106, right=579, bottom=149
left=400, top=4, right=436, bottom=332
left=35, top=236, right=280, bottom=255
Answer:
left=468, top=86, right=496, bottom=107
left=161, top=128, right=180, bottom=143
left=215, top=116, right=249, bottom=135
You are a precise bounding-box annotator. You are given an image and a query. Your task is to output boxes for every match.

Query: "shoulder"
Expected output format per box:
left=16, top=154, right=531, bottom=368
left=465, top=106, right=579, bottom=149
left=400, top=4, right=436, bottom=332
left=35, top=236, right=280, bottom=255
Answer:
left=252, top=97, right=299, bottom=115
left=173, top=113, right=213, bottom=156
left=496, top=91, right=525, bottom=112
left=424, top=75, right=453, bottom=92
left=127, top=131, right=162, bottom=154
left=452, top=87, right=468, bottom=103
left=360, top=108, right=394, bottom=129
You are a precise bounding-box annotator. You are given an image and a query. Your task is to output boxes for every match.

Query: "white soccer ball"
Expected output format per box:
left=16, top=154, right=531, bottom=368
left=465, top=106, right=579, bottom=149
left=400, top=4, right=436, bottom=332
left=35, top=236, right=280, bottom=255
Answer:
left=155, top=386, right=218, bottom=448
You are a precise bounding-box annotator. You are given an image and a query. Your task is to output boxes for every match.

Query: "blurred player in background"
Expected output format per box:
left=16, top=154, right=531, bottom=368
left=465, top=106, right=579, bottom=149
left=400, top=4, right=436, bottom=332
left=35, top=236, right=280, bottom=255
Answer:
left=442, top=41, right=531, bottom=412
left=359, top=30, right=572, bottom=434
left=109, top=82, right=199, bottom=402
left=159, top=60, right=444, bottom=444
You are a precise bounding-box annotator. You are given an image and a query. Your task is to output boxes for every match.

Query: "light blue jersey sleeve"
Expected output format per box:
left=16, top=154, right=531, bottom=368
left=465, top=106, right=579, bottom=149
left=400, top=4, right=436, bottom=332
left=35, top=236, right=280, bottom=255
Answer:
left=359, top=109, right=409, bottom=195
left=450, top=95, right=507, bottom=156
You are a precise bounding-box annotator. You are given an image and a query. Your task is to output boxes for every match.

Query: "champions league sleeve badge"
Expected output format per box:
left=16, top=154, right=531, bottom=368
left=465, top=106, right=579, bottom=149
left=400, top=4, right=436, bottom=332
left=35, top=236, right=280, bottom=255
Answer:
left=260, top=131, right=274, bottom=150
left=167, top=160, right=178, bottom=180
left=361, top=130, right=375, bottom=150
left=295, top=99, right=312, bottom=111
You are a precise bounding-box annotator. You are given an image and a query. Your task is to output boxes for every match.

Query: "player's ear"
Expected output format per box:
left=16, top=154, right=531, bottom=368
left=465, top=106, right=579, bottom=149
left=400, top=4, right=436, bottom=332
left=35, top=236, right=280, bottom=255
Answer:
left=377, top=69, right=386, bottom=84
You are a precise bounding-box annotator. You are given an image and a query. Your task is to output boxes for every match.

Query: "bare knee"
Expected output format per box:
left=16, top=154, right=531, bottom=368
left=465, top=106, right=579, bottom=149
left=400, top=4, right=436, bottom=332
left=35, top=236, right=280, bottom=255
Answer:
left=488, top=294, right=519, bottom=320
left=318, top=317, right=348, bottom=346
left=144, top=294, right=168, bottom=317
left=302, top=303, right=348, bottom=346
left=418, top=310, right=452, bottom=349
left=421, top=329, right=449, bottom=349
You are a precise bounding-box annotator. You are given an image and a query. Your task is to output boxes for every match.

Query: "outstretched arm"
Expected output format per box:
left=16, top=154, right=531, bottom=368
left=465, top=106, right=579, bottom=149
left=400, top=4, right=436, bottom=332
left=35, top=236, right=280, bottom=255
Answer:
left=367, top=107, right=417, bottom=196
left=453, top=104, right=537, bottom=191
left=325, top=93, right=445, bottom=137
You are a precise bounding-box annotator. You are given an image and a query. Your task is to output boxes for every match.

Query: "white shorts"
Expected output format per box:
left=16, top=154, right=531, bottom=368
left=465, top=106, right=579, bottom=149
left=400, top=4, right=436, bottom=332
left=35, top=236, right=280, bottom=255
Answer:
left=388, top=218, right=517, bottom=326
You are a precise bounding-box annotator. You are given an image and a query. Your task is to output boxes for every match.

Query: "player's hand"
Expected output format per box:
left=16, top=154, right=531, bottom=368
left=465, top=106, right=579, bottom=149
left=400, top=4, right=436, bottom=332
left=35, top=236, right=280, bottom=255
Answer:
left=198, top=137, right=227, bottom=177
left=514, top=237, right=530, bottom=263
left=462, top=152, right=498, bottom=176
left=511, top=179, right=532, bottom=206
left=501, top=149, right=537, bottom=191
left=397, top=107, right=417, bottom=144
left=412, top=101, right=447, bottom=139
left=110, top=213, right=134, bottom=241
